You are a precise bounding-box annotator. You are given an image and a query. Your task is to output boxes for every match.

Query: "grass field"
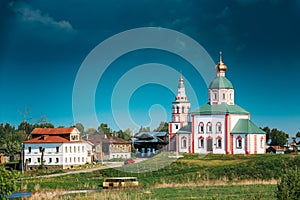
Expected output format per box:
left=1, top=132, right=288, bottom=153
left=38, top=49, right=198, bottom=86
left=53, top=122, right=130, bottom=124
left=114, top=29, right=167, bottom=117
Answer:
left=17, top=153, right=300, bottom=199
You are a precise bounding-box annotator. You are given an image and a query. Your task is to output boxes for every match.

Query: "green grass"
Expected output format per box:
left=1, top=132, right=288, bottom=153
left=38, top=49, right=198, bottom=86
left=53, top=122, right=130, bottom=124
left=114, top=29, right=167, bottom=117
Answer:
left=59, top=184, right=277, bottom=200
left=17, top=153, right=300, bottom=195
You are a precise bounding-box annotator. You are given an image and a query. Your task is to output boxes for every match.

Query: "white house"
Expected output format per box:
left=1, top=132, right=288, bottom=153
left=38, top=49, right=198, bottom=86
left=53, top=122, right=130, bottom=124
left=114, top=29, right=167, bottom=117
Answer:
left=23, top=127, right=92, bottom=170
left=170, top=52, right=266, bottom=154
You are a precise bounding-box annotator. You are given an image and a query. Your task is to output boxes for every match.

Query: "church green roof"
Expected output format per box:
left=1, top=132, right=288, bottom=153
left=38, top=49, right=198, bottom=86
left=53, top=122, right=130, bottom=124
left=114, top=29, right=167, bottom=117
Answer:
left=209, top=77, right=233, bottom=89
left=231, top=119, right=265, bottom=134
left=176, top=122, right=192, bottom=134
left=192, top=103, right=249, bottom=115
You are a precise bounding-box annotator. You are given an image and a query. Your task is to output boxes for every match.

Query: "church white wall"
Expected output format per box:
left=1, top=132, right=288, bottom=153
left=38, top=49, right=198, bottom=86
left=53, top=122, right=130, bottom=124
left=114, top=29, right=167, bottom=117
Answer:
left=193, top=115, right=226, bottom=154
left=232, top=134, right=246, bottom=154
left=177, top=133, right=191, bottom=153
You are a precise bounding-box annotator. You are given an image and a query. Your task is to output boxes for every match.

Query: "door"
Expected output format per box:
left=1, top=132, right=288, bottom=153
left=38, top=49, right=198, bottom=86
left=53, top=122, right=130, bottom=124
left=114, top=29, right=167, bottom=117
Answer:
left=207, top=139, right=213, bottom=152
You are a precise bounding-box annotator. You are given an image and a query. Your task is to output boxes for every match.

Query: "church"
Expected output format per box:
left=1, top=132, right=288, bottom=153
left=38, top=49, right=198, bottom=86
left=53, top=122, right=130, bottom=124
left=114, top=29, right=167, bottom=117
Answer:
left=169, top=53, right=266, bottom=154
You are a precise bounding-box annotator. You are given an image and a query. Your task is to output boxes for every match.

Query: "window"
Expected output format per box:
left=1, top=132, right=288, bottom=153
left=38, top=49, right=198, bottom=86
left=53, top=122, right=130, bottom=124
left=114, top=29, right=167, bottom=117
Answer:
left=175, top=124, right=179, bottom=129
left=49, top=158, right=52, bottom=163
left=181, top=137, right=187, bottom=148
left=87, top=150, right=91, bottom=157
left=28, top=147, right=31, bottom=153
left=74, top=157, right=76, bottom=162
left=236, top=136, right=242, bottom=149
left=198, top=137, right=204, bottom=148
left=213, top=93, right=217, bottom=100
left=56, top=158, right=59, bottom=163
left=82, top=157, right=84, bottom=162
left=70, top=146, right=72, bottom=153
left=182, top=106, right=185, bottom=113
left=198, top=122, right=204, bottom=134
left=82, top=146, right=85, bottom=152
left=56, top=147, right=59, bottom=153
left=230, top=93, right=232, bottom=99
left=74, top=146, right=76, bottom=153
left=216, top=137, right=222, bottom=148
left=70, top=157, right=72, bottom=163
left=216, top=122, right=222, bottom=133
left=65, top=158, right=67, bottom=163
left=28, top=158, right=31, bottom=163
left=78, top=157, right=80, bottom=162
left=38, top=158, right=41, bottom=163
left=207, top=122, right=212, bottom=133
left=222, top=93, right=226, bottom=100
left=65, top=147, right=68, bottom=153
left=78, top=146, right=80, bottom=153
left=176, top=106, right=180, bottom=113
left=260, top=137, right=264, bottom=148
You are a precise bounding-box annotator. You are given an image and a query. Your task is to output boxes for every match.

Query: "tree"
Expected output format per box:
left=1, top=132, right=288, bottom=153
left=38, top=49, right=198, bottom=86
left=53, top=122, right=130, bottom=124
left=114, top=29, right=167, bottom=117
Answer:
left=262, top=126, right=271, bottom=141
left=270, top=128, right=288, bottom=146
left=115, top=130, right=131, bottom=141
left=75, top=123, right=84, bottom=133
left=296, top=132, right=300, bottom=138
left=85, top=128, right=97, bottom=135
left=138, top=126, right=150, bottom=133
left=277, top=167, right=300, bottom=200
left=0, top=166, right=20, bottom=199
left=98, top=123, right=111, bottom=134
left=153, top=122, right=168, bottom=132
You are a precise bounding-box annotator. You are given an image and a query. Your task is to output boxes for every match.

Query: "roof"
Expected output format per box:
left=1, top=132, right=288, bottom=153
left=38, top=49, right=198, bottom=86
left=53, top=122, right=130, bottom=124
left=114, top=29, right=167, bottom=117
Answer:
left=231, top=119, right=265, bottom=134
left=192, top=103, right=249, bottom=115
left=135, top=132, right=167, bottom=138
left=85, top=133, right=131, bottom=145
left=31, top=128, right=77, bottom=135
left=176, top=122, right=192, bottom=134
left=209, top=76, right=233, bottom=89
left=23, top=135, right=86, bottom=143
left=133, top=132, right=167, bottom=144
left=268, top=146, right=285, bottom=151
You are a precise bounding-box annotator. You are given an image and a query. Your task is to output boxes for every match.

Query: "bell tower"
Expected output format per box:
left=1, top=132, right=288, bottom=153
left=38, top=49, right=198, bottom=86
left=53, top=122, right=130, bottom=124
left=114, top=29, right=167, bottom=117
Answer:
left=169, top=74, right=191, bottom=139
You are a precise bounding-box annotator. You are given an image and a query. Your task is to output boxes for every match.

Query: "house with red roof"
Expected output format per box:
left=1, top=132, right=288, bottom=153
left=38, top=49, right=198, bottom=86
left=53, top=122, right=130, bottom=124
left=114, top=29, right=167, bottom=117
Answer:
left=23, top=127, right=92, bottom=170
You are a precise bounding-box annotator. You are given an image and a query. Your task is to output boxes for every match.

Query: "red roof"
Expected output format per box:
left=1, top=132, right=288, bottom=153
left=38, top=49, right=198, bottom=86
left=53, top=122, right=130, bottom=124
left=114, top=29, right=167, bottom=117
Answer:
left=23, top=135, right=86, bottom=143
left=271, top=146, right=285, bottom=151
left=31, top=128, right=76, bottom=135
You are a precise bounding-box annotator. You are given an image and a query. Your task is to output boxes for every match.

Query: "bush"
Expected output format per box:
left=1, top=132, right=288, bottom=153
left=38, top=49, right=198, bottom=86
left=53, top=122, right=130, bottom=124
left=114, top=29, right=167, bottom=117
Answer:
left=0, top=166, right=20, bottom=200
left=277, top=167, right=300, bottom=200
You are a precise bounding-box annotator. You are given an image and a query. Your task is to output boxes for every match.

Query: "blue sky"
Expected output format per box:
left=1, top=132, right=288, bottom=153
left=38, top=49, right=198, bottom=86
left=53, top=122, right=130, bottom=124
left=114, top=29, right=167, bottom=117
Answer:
left=1, top=0, right=300, bottom=136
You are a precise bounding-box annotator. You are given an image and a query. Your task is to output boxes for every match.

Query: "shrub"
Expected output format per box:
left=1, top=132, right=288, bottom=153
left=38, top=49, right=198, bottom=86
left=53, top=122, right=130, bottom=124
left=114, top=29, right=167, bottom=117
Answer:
left=277, top=167, right=300, bottom=200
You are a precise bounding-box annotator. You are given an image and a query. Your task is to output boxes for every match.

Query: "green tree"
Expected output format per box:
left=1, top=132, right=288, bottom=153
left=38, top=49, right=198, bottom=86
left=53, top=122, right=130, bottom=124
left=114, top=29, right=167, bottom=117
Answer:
left=296, top=132, right=300, bottom=138
left=98, top=123, right=111, bottom=134
left=115, top=130, right=131, bottom=141
left=0, top=166, right=20, bottom=199
left=75, top=123, right=84, bottom=133
left=138, top=126, right=150, bottom=133
left=86, top=128, right=97, bottom=135
left=153, top=122, right=169, bottom=132
left=277, top=167, right=300, bottom=200
left=262, top=126, right=271, bottom=141
left=270, top=128, right=288, bottom=146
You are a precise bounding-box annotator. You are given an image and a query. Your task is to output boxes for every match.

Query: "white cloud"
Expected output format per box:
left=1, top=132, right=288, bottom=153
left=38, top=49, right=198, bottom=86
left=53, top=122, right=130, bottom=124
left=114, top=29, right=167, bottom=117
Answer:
left=9, top=1, right=75, bottom=32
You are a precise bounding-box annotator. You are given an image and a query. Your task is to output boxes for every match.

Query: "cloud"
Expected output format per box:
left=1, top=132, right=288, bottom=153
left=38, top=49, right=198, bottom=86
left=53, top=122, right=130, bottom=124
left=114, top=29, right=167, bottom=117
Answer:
left=9, top=1, right=75, bottom=32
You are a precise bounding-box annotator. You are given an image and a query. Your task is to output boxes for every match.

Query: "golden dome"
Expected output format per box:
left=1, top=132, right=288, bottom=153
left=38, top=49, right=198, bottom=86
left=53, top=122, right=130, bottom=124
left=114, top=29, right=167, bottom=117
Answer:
left=215, top=51, right=227, bottom=72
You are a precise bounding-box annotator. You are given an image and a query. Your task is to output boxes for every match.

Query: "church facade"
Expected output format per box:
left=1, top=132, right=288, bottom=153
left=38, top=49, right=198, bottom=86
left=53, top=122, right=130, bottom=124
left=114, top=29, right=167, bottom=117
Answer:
left=169, top=53, right=266, bottom=154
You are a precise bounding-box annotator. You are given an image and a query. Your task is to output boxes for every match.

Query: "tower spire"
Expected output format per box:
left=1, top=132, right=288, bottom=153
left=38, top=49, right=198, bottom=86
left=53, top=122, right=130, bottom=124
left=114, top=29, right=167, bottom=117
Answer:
left=215, top=51, right=227, bottom=77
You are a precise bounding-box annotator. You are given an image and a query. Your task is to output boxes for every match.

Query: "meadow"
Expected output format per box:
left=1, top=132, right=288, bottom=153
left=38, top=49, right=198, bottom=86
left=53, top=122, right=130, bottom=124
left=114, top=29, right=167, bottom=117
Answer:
left=17, top=153, right=300, bottom=199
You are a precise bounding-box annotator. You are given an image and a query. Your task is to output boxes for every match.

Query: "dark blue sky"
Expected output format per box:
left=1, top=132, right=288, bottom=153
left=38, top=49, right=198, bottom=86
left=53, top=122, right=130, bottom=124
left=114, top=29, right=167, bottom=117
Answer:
left=1, top=0, right=300, bottom=136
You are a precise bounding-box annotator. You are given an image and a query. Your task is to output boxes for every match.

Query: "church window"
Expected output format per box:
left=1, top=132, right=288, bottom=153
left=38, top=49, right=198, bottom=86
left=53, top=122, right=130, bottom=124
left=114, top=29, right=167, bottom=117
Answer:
left=175, top=124, right=179, bottom=129
left=216, top=136, right=222, bottom=148
left=213, top=93, right=217, bottom=100
left=230, top=93, right=232, bottom=99
left=216, top=122, right=222, bottom=133
left=181, top=137, right=187, bottom=148
left=207, top=122, right=212, bottom=133
left=182, top=106, right=185, bottom=113
left=198, top=137, right=204, bottom=148
left=260, top=137, right=264, bottom=148
left=222, top=93, right=226, bottom=100
left=176, top=106, right=180, bottom=113
left=236, top=136, right=243, bottom=149
left=198, top=122, right=204, bottom=134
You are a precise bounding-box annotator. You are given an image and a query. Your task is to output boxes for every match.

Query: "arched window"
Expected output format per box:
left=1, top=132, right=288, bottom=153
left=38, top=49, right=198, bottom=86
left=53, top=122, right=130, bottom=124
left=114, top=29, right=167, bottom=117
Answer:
left=236, top=136, right=242, bottom=149
left=198, top=136, right=204, bottom=148
left=216, top=136, right=222, bottom=148
left=198, top=122, right=204, bottom=134
left=213, top=93, right=217, bottom=100
left=207, top=122, right=212, bottom=133
left=181, top=136, right=187, bottom=148
left=222, top=93, right=226, bottom=100
left=182, top=106, right=185, bottom=113
left=216, top=122, right=222, bottom=133
left=176, top=106, right=180, bottom=114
